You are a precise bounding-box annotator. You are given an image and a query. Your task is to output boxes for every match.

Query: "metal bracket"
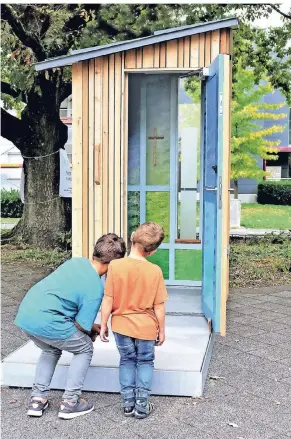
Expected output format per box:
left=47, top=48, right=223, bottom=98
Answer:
left=218, top=176, right=222, bottom=209
left=199, top=67, right=209, bottom=80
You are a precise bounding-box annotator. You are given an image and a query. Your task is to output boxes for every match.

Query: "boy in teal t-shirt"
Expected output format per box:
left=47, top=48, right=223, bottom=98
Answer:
left=14, top=233, right=125, bottom=420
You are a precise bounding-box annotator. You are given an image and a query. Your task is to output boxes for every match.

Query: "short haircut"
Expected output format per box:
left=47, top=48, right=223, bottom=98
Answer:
left=132, top=222, right=165, bottom=253
left=93, top=233, right=126, bottom=264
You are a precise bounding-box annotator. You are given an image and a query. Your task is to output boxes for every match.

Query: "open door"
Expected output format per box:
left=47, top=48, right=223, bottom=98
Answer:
left=201, top=54, right=230, bottom=335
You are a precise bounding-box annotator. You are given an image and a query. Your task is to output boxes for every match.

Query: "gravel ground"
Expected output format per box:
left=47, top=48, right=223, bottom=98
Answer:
left=1, top=262, right=291, bottom=439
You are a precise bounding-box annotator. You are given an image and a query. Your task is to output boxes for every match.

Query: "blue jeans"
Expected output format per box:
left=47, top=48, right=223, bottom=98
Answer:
left=113, top=332, right=155, bottom=409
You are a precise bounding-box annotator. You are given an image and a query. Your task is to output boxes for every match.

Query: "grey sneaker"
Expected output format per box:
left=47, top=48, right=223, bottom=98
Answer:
left=134, top=400, right=154, bottom=419
left=27, top=398, right=49, bottom=417
left=58, top=398, right=94, bottom=420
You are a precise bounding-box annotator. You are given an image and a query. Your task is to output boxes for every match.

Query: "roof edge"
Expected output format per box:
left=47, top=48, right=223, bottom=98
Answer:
left=35, top=17, right=238, bottom=72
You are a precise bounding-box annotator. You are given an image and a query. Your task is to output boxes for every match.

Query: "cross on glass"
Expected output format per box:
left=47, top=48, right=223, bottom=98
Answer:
left=148, top=128, right=164, bottom=167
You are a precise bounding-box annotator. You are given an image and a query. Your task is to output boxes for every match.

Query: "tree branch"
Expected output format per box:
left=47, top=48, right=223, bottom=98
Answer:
left=60, top=82, right=72, bottom=102
left=1, top=4, right=46, bottom=61
left=1, top=81, right=27, bottom=103
left=0, top=107, right=26, bottom=148
left=270, top=5, right=291, bottom=20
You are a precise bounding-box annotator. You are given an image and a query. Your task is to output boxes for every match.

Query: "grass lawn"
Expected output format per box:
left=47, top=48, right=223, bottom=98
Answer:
left=241, top=204, right=291, bottom=229
left=0, top=218, right=19, bottom=224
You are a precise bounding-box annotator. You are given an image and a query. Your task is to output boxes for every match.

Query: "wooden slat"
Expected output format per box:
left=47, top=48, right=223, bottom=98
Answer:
left=71, top=63, right=83, bottom=257
left=211, top=30, right=220, bottom=61
left=199, top=33, right=205, bottom=67
left=205, top=32, right=211, bottom=66
left=125, top=49, right=136, bottom=69
left=114, top=53, right=122, bottom=236
left=94, top=58, right=103, bottom=240
left=183, top=37, right=190, bottom=68
left=159, top=43, right=166, bottom=68
left=136, top=48, right=142, bottom=68
left=153, top=44, right=160, bottom=68
left=190, top=34, right=199, bottom=68
left=166, top=40, right=178, bottom=68
left=82, top=61, right=89, bottom=257
left=143, top=45, right=154, bottom=68
left=102, top=56, right=109, bottom=234
left=178, top=38, right=184, bottom=68
left=122, top=72, right=129, bottom=244
left=108, top=54, right=115, bottom=233
left=88, top=59, right=95, bottom=254
left=220, top=29, right=228, bottom=54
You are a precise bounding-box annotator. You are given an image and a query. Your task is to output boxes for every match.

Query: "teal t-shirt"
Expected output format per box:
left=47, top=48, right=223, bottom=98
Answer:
left=14, top=258, right=103, bottom=340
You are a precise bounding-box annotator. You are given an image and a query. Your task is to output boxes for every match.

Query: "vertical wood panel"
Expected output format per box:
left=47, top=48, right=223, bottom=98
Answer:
left=205, top=32, right=211, bottom=66
left=136, top=48, right=142, bottom=68
left=143, top=45, right=154, bottom=68
left=178, top=38, right=184, bottom=68
left=72, top=63, right=83, bottom=257
left=122, top=72, right=128, bottom=243
left=94, top=58, right=103, bottom=241
left=211, top=30, right=220, bottom=61
left=108, top=54, right=115, bottom=232
left=166, top=40, right=178, bottom=68
left=82, top=62, right=89, bottom=257
left=154, top=44, right=160, bottom=68
left=159, top=43, right=166, bottom=68
left=220, top=29, right=229, bottom=54
left=183, top=37, right=190, bottom=68
left=199, top=33, right=205, bottom=67
left=102, top=56, right=109, bottom=234
left=125, top=49, right=136, bottom=69
left=114, top=53, right=122, bottom=235
left=190, top=35, right=199, bottom=67
left=88, top=59, right=95, bottom=254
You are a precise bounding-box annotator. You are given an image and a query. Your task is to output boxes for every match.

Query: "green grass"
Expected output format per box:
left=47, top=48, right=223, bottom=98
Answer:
left=0, top=217, right=19, bottom=224
left=1, top=244, right=71, bottom=269
left=229, top=235, right=291, bottom=288
left=241, top=204, right=291, bottom=229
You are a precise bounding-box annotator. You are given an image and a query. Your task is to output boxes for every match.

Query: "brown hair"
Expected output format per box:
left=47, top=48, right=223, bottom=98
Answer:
left=93, top=233, right=126, bottom=264
left=132, top=222, right=164, bottom=253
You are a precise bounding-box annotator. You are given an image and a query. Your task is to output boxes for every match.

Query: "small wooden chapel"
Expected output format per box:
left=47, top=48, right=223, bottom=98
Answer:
left=2, top=18, right=238, bottom=397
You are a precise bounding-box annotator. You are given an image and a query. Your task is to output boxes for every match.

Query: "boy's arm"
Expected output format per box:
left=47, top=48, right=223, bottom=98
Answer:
left=100, top=295, right=113, bottom=342
left=154, top=303, right=166, bottom=345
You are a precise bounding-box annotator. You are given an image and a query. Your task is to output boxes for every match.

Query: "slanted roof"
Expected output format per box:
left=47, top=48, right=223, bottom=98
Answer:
left=35, top=17, right=238, bottom=72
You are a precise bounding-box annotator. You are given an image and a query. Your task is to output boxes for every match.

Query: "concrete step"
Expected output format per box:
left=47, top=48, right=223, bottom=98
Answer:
left=1, top=315, right=213, bottom=397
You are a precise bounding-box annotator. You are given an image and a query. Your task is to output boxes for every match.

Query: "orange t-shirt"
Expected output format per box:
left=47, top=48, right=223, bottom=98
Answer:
left=104, top=257, right=168, bottom=340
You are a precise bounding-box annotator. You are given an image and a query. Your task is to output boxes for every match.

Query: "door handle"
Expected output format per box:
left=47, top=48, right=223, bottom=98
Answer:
left=204, top=187, right=217, bottom=191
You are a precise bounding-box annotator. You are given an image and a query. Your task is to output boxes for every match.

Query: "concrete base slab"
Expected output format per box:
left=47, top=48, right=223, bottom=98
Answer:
left=1, top=288, right=213, bottom=396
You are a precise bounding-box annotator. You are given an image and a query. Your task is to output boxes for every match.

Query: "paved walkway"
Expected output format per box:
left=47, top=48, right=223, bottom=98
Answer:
left=1, top=262, right=291, bottom=439
left=230, top=227, right=291, bottom=237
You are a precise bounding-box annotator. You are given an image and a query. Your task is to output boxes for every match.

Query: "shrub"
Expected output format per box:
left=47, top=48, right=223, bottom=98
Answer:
left=257, top=181, right=291, bottom=206
left=1, top=189, right=23, bottom=218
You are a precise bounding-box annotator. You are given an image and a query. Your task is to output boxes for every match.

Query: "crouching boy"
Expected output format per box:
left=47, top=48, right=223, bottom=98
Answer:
left=100, top=222, right=168, bottom=419
left=14, top=233, right=126, bottom=419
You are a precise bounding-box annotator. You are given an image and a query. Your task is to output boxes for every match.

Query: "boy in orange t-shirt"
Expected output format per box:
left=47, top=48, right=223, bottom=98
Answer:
left=100, top=222, right=168, bottom=419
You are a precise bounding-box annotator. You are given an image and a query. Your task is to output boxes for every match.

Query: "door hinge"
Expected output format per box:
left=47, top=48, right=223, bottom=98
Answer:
left=199, top=67, right=209, bottom=80
left=219, top=92, right=223, bottom=115
left=218, top=176, right=222, bottom=209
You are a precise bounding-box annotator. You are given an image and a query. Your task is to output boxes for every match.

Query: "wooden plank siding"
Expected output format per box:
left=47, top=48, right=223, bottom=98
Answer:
left=124, top=30, right=231, bottom=70
left=71, top=28, right=232, bottom=257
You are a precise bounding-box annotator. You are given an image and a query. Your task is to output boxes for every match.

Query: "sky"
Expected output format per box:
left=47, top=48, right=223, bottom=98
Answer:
left=253, top=4, right=289, bottom=28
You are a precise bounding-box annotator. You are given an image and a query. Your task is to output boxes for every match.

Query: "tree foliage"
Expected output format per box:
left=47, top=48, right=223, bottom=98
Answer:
left=231, top=63, right=287, bottom=197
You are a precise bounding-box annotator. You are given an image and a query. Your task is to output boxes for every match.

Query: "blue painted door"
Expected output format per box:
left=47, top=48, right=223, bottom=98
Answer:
left=201, top=55, right=230, bottom=334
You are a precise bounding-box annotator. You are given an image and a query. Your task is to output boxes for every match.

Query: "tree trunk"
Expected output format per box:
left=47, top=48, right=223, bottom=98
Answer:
left=13, top=98, right=71, bottom=247
left=233, top=180, right=239, bottom=200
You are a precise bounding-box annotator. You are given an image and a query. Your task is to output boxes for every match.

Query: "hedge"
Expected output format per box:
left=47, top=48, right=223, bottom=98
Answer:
left=257, top=181, right=291, bottom=206
left=1, top=189, right=23, bottom=218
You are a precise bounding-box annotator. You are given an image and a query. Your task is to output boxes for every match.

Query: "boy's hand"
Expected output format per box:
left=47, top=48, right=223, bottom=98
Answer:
left=90, top=323, right=101, bottom=342
left=100, top=324, right=109, bottom=342
left=156, top=329, right=165, bottom=346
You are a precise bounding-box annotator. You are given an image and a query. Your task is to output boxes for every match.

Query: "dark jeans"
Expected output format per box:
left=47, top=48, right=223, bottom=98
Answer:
left=113, top=332, right=155, bottom=409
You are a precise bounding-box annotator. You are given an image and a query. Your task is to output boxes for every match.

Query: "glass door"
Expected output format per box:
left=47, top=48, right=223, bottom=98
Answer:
left=127, top=74, right=202, bottom=286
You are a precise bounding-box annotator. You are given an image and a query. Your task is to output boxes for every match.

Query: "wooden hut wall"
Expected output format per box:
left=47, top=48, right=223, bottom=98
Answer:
left=72, top=28, right=231, bottom=257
